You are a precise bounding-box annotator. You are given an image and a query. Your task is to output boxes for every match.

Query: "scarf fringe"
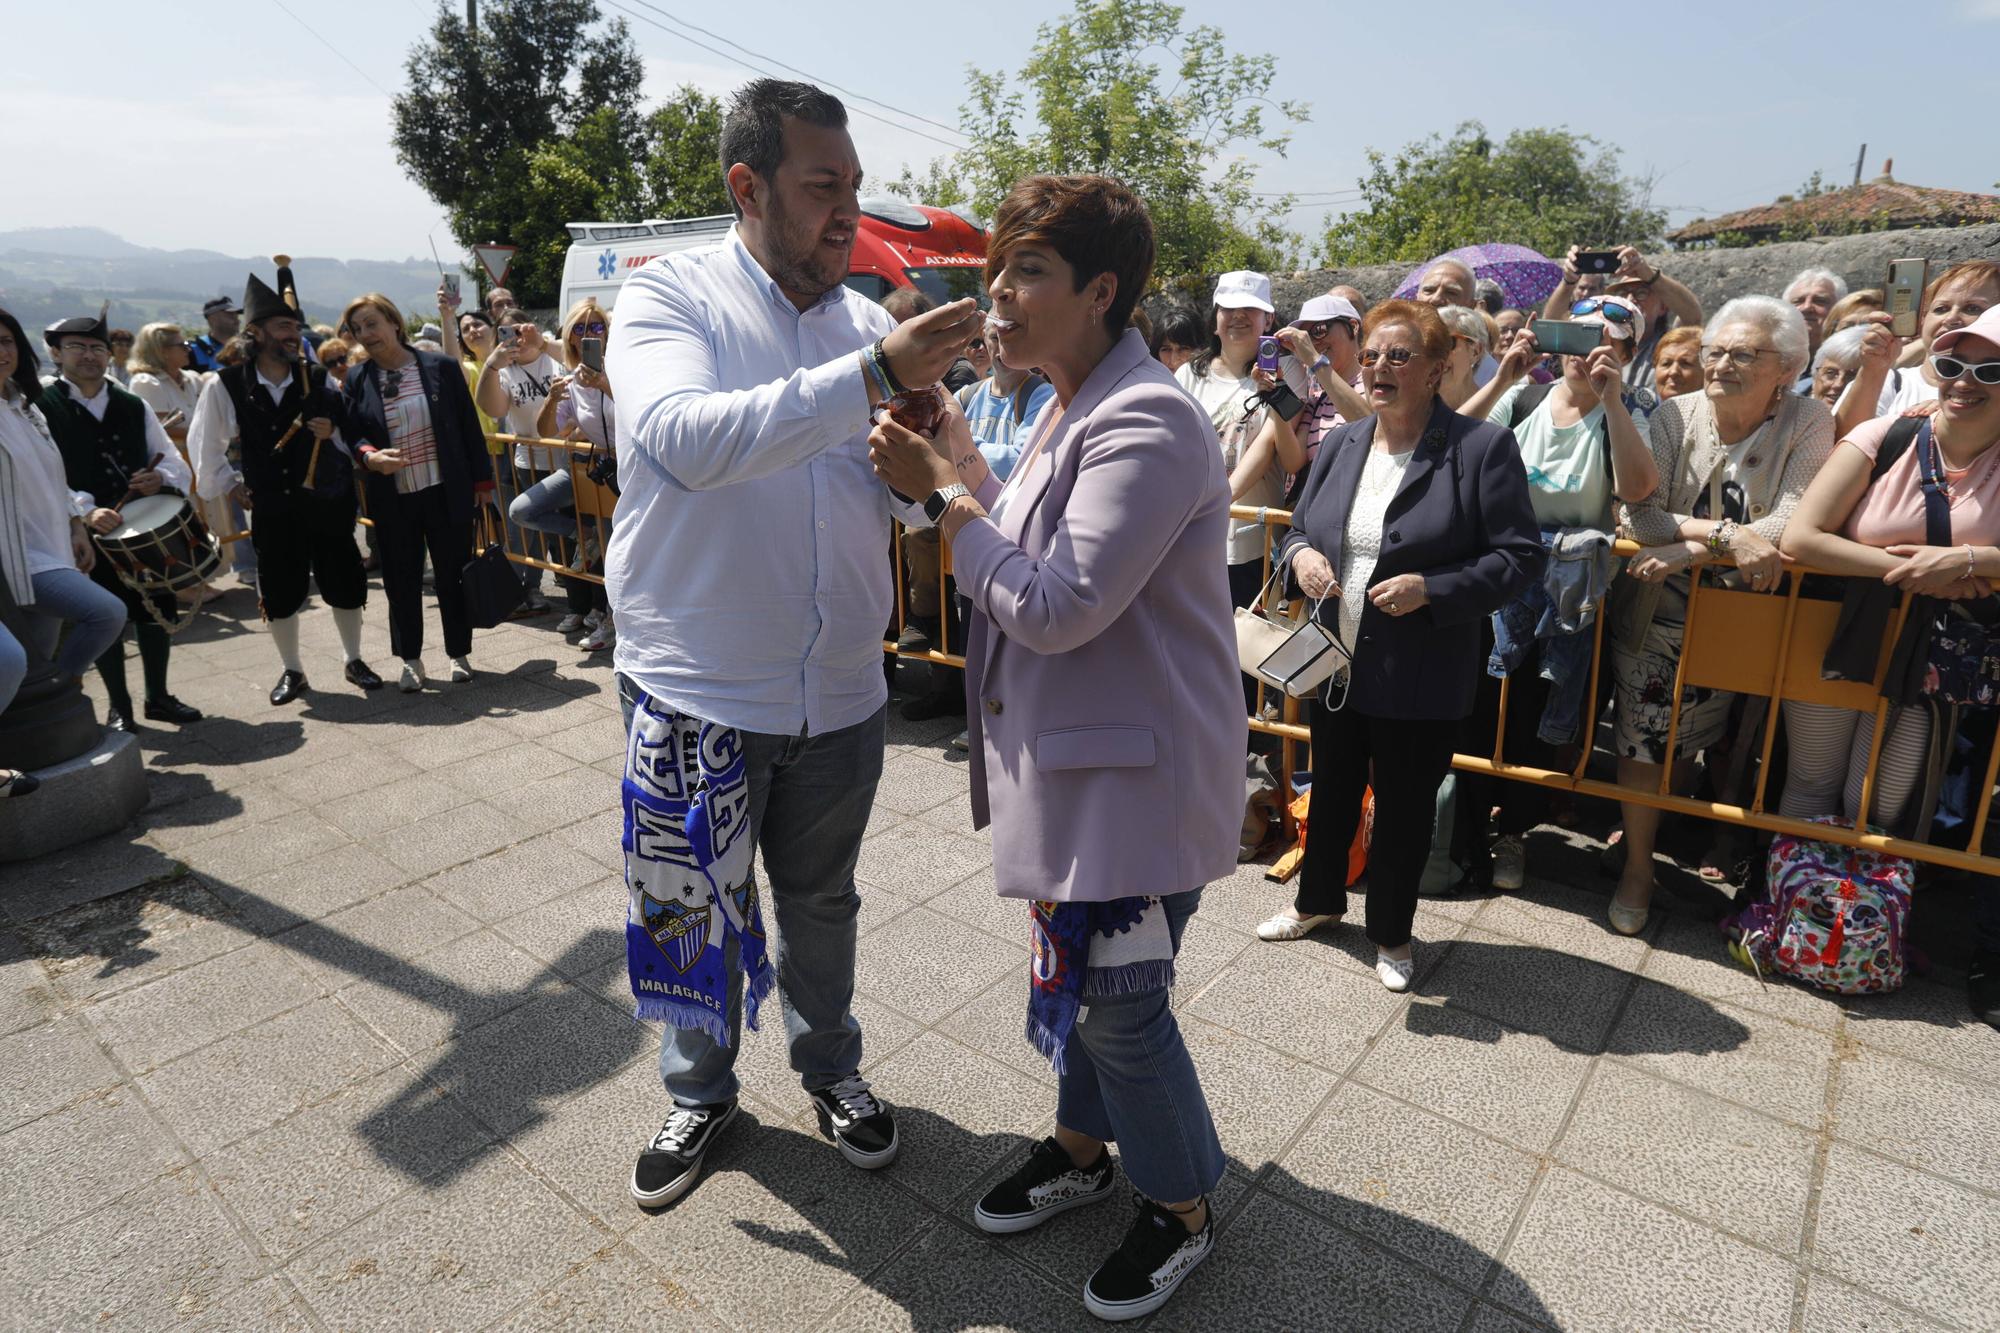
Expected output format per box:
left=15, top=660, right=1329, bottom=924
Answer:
left=1025, top=1013, right=1070, bottom=1076
left=742, top=959, right=776, bottom=1033
left=1081, top=959, right=1176, bottom=999
left=633, top=996, right=732, bottom=1049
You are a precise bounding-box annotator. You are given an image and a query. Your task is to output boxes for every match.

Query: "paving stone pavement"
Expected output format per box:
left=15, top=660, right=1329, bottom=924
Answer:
left=4, top=581, right=1999, bottom=1332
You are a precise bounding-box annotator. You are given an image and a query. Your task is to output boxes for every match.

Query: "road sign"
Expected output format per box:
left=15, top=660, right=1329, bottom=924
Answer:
left=475, top=244, right=518, bottom=287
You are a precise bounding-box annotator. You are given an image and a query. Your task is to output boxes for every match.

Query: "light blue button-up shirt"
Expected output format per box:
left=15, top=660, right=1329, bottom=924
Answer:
left=605, top=228, right=925, bottom=736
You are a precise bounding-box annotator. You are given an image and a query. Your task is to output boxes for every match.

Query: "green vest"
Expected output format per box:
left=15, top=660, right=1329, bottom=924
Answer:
left=37, top=378, right=154, bottom=504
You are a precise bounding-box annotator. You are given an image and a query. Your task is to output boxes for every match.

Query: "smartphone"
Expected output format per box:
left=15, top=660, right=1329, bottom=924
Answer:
left=442, top=273, right=460, bottom=300
left=1886, top=258, right=1928, bottom=339
left=1530, top=318, right=1603, bottom=358
left=497, top=324, right=518, bottom=346
left=1574, top=250, right=1621, bottom=275
left=1256, top=336, right=1280, bottom=373
left=579, top=336, right=604, bottom=373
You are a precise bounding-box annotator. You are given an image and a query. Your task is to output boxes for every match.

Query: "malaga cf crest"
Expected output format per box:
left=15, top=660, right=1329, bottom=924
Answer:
left=641, top=892, right=712, bottom=975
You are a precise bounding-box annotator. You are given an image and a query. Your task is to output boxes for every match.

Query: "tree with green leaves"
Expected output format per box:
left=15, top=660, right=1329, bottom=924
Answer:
left=1320, top=123, right=1666, bottom=267
left=891, top=0, right=1308, bottom=279
left=393, top=0, right=727, bottom=306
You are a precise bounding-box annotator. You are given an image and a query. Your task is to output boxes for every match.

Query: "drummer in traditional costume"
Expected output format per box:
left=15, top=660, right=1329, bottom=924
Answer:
left=188, top=274, right=381, bottom=703
left=37, top=312, right=203, bottom=730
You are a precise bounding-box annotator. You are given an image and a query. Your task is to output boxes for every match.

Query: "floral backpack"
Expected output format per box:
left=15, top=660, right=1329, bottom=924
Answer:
left=1729, top=816, right=1914, bottom=995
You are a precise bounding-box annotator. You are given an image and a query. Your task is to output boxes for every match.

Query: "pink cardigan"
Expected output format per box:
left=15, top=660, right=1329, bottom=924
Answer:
left=953, top=330, right=1247, bottom=903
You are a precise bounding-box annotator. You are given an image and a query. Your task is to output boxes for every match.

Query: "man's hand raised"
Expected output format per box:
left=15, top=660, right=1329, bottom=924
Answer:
left=880, top=298, right=984, bottom=392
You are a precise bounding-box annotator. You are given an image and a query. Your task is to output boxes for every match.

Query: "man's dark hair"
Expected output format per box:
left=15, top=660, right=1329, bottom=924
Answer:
left=719, top=79, right=849, bottom=219
left=0, top=307, right=41, bottom=403
left=881, top=287, right=934, bottom=323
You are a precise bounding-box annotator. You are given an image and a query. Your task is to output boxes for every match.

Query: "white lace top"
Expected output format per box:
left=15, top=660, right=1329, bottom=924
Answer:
left=1336, top=447, right=1413, bottom=648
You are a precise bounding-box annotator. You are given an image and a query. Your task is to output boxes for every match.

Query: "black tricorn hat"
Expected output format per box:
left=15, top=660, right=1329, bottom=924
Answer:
left=244, top=273, right=296, bottom=327
left=44, top=313, right=110, bottom=349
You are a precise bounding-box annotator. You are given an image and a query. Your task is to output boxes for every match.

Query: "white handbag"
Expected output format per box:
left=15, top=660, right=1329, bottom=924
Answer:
left=1233, top=564, right=1349, bottom=700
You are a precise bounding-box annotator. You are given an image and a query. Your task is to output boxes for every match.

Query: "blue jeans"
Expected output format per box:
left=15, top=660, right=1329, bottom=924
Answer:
left=0, top=621, right=24, bottom=714
left=495, top=465, right=545, bottom=594
left=1055, top=888, right=1225, bottom=1203
left=619, top=674, right=885, bottom=1106
left=25, top=567, right=130, bottom=679
left=508, top=468, right=577, bottom=541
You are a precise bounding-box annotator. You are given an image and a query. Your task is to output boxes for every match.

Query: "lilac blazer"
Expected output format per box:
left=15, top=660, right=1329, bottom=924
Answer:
left=953, top=329, right=1246, bottom=903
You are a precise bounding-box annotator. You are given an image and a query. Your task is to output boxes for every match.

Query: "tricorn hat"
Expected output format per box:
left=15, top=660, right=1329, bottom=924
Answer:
left=44, top=313, right=110, bottom=349
left=243, top=273, right=294, bottom=327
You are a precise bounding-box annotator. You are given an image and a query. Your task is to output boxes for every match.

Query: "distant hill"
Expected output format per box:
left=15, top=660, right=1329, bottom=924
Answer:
left=0, top=228, right=446, bottom=335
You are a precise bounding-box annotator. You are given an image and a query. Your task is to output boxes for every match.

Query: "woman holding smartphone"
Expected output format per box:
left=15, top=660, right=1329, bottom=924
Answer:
left=519, top=299, right=616, bottom=650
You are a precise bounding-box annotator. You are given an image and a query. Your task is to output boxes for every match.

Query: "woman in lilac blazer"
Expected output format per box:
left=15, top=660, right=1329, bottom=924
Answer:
left=870, top=175, right=1241, bottom=1323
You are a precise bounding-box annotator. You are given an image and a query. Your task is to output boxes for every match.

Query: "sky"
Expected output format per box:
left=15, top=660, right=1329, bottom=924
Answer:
left=6, top=0, right=1996, bottom=265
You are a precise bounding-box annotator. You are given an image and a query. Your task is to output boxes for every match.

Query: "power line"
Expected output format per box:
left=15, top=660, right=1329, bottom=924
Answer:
left=268, top=0, right=395, bottom=97
left=619, top=0, right=967, bottom=141
left=601, top=0, right=967, bottom=153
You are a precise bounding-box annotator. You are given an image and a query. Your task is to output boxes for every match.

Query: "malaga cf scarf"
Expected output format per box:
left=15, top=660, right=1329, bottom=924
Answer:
left=1027, top=896, right=1175, bottom=1074
left=621, top=688, right=772, bottom=1044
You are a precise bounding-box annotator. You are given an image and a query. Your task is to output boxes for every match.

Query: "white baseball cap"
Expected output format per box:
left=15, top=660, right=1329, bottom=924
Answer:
left=1213, top=270, right=1275, bottom=314
left=1298, top=294, right=1361, bottom=325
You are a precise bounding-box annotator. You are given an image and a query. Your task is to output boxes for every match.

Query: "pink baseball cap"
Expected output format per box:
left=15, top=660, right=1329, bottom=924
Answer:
left=1932, top=305, right=2000, bottom=359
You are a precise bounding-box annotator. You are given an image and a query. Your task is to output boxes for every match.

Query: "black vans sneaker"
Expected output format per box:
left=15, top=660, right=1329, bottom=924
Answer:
left=630, top=1099, right=738, bottom=1208
left=1082, top=1193, right=1213, bottom=1322
left=808, top=1075, right=898, bottom=1168
left=973, top=1137, right=1115, bottom=1234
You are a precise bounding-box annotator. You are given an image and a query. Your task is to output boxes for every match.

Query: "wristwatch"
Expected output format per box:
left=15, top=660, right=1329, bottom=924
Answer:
left=924, top=482, right=970, bottom=523
left=1310, top=355, right=1331, bottom=374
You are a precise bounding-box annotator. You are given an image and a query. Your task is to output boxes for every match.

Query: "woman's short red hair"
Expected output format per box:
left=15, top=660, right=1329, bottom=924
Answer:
left=1360, top=299, right=1452, bottom=362
left=985, top=175, right=1155, bottom=332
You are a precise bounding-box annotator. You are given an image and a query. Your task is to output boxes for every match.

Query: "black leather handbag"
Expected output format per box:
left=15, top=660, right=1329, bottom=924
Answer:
left=462, top=508, right=526, bottom=629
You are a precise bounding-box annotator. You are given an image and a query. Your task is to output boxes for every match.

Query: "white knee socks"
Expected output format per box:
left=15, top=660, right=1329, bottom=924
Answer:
left=269, top=615, right=304, bottom=673
left=331, top=606, right=365, bottom=664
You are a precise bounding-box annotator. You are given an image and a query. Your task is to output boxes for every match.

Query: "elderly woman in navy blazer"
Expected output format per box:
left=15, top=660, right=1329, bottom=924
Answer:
left=1256, top=299, right=1540, bottom=990
left=870, top=175, right=1241, bottom=1323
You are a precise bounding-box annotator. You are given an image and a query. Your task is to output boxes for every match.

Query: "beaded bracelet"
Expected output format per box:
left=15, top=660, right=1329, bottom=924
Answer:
left=1707, top=519, right=1737, bottom=557
left=1967, top=544, right=1979, bottom=581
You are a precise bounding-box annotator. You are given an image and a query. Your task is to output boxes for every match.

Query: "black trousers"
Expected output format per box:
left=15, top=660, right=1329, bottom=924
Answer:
left=251, top=495, right=367, bottom=620
left=1294, top=698, right=1459, bottom=949
left=376, top=483, right=472, bottom=660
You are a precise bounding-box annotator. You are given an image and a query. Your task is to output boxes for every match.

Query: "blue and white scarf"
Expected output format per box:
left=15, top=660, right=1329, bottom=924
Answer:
left=621, top=690, right=772, bottom=1045
left=1027, top=896, right=1176, bottom=1073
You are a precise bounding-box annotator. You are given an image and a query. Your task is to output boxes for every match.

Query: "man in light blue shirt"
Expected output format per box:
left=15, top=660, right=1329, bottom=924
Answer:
left=607, top=78, right=982, bottom=1210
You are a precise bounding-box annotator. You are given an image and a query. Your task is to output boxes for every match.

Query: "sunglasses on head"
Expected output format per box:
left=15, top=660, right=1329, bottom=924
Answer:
left=1359, top=347, right=1415, bottom=368
left=1571, top=297, right=1636, bottom=325
left=1932, top=353, right=2000, bottom=385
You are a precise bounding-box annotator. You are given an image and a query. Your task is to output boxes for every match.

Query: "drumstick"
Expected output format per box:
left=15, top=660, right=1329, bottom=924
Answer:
left=114, top=453, right=168, bottom=511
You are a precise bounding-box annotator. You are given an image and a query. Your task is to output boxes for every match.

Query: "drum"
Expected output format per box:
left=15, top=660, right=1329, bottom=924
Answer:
left=95, top=493, right=224, bottom=616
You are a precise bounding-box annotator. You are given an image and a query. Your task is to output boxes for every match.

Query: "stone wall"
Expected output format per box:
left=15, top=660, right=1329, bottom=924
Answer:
left=1217, top=223, right=2000, bottom=318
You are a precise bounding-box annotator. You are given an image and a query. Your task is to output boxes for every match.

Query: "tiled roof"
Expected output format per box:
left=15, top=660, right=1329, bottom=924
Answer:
left=1670, top=178, right=2000, bottom=242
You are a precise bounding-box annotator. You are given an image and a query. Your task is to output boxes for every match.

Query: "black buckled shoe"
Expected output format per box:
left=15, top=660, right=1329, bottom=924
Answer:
left=105, top=708, right=137, bottom=734
left=270, top=669, right=309, bottom=705
left=1083, top=1193, right=1214, bottom=1322
left=344, top=659, right=385, bottom=691
left=142, top=696, right=203, bottom=725
left=808, top=1075, right=899, bottom=1169
left=630, top=1099, right=739, bottom=1209
left=974, top=1137, right=1115, bottom=1234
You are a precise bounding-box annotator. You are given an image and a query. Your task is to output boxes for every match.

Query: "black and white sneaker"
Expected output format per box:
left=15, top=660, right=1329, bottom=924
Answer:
left=808, top=1074, right=898, bottom=1169
left=973, top=1137, right=1115, bottom=1234
left=630, top=1099, right=738, bottom=1208
left=1082, top=1193, right=1213, bottom=1322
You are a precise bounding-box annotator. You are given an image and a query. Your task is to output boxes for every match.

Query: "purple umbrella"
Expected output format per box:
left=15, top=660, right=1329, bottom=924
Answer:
left=1391, top=243, right=1564, bottom=310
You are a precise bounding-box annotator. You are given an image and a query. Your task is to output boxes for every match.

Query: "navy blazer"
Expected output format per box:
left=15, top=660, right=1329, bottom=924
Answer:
left=341, top=346, right=495, bottom=525
left=1278, top=397, right=1541, bottom=721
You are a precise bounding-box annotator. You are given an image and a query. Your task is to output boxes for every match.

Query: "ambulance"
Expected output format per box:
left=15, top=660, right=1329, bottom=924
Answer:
left=557, top=197, right=987, bottom=314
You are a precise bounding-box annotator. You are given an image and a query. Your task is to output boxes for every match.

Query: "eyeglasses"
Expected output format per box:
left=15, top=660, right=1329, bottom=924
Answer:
left=1699, top=345, right=1779, bottom=369
left=572, top=321, right=607, bottom=337
left=1932, top=353, right=2000, bottom=386
left=1571, top=298, right=1636, bottom=326
left=160, top=339, right=186, bottom=350
left=1359, top=347, right=1415, bottom=368
left=1300, top=320, right=1343, bottom=339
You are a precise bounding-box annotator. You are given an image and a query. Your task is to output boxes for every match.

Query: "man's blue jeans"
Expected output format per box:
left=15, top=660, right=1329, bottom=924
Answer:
left=1054, top=888, right=1226, bottom=1203
left=619, top=674, right=885, bottom=1106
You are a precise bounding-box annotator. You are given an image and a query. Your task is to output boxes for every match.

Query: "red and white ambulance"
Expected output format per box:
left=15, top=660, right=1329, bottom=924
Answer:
left=557, top=197, right=986, bottom=314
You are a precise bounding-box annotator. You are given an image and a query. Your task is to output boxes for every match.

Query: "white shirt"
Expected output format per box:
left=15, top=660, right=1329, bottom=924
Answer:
left=128, top=369, right=205, bottom=431
left=187, top=365, right=347, bottom=503
left=56, top=375, right=191, bottom=500
left=1175, top=358, right=1283, bottom=564
left=605, top=227, right=927, bottom=735
left=0, top=394, right=91, bottom=578
left=497, top=352, right=562, bottom=472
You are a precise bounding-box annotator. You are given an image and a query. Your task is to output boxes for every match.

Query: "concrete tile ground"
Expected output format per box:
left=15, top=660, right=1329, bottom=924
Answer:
left=4, top=580, right=2000, bottom=1331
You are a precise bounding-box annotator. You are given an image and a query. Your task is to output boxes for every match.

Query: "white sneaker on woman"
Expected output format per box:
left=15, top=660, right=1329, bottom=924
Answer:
left=1375, top=952, right=1415, bottom=992
left=399, top=659, right=425, bottom=693
left=449, top=657, right=474, bottom=683
left=1256, top=911, right=1339, bottom=942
